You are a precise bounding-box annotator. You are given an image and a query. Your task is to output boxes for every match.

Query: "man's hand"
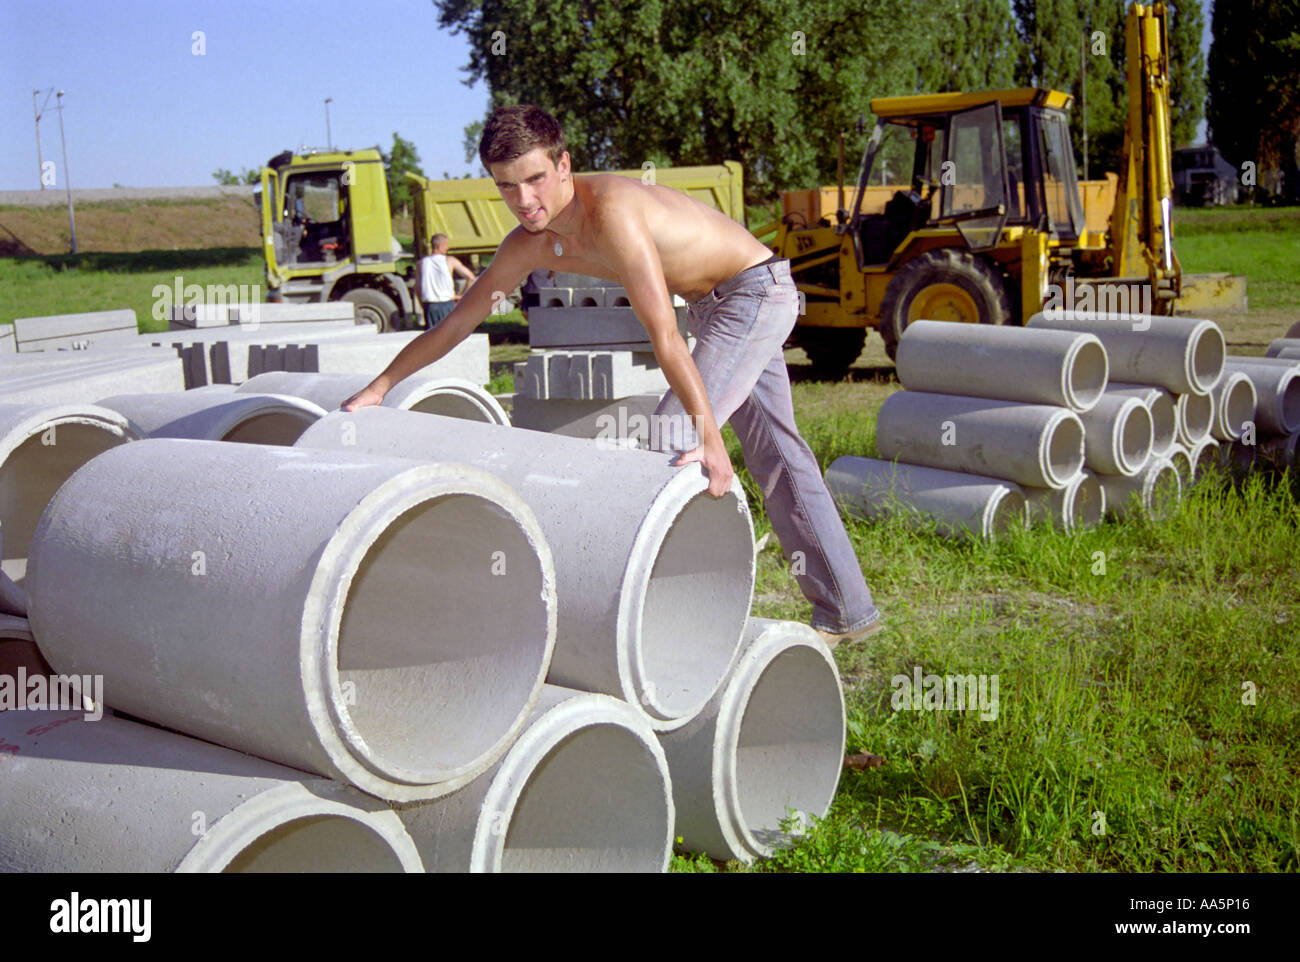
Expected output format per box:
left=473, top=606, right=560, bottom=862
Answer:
left=672, top=432, right=734, bottom=497
left=341, top=381, right=387, bottom=412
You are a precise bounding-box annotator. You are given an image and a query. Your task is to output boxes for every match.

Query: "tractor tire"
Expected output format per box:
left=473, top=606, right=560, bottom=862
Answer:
left=340, top=287, right=399, bottom=333
left=878, top=248, right=1013, bottom=361
left=796, top=327, right=868, bottom=380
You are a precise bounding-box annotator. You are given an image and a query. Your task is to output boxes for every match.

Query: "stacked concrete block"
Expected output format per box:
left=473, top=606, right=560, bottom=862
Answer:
left=527, top=305, right=688, bottom=350
left=514, top=350, right=668, bottom=401
left=12, top=309, right=139, bottom=353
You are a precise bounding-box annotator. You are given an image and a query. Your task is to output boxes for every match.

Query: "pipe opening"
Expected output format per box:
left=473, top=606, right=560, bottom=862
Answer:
left=736, top=646, right=843, bottom=853
left=222, top=815, right=407, bottom=872
left=337, top=494, right=549, bottom=781
left=1220, top=377, right=1255, bottom=439
left=1189, top=327, right=1226, bottom=392
left=407, top=393, right=493, bottom=422
left=1045, top=416, right=1085, bottom=483
left=1146, top=461, right=1181, bottom=520
left=1278, top=375, right=1300, bottom=434
left=500, top=724, right=669, bottom=872
left=222, top=411, right=318, bottom=446
left=0, top=424, right=127, bottom=585
left=1180, top=392, right=1212, bottom=441
left=1146, top=394, right=1177, bottom=453
left=988, top=490, right=1026, bottom=537
left=1066, top=341, right=1108, bottom=410
left=1070, top=474, right=1105, bottom=529
left=1117, top=406, right=1153, bottom=473
left=638, top=491, right=753, bottom=718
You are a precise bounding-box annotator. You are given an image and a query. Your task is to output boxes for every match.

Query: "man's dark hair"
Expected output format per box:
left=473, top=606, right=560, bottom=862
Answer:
left=478, top=105, right=566, bottom=171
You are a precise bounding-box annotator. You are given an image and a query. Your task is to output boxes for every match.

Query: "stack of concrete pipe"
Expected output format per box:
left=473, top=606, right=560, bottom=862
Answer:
left=1217, top=346, right=1300, bottom=474
left=2, top=399, right=847, bottom=871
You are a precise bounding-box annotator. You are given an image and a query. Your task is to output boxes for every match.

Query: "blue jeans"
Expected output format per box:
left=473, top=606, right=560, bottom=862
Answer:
left=423, top=300, right=455, bottom=329
left=651, top=259, right=881, bottom=633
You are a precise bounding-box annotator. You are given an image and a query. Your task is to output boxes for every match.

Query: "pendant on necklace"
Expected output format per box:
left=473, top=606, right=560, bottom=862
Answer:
left=554, top=239, right=563, bottom=258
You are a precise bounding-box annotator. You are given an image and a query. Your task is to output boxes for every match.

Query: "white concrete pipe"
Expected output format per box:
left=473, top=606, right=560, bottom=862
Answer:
left=0, top=710, right=424, bottom=872
left=97, top=391, right=327, bottom=446
left=874, top=391, right=1084, bottom=489
left=1100, top=456, right=1182, bottom=520
left=1027, top=311, right=1224, bottom=396
left=295, top=408, right=755, bottom=732
left=1186, top=436, right=1220, bottom=480
left=659, top=618, right=845, bottom=864
left=895, top=319, right=1108, bottom=412
left=1023, top=470, right=1106, bottom=532
left=1209, top=371, right=1259, bottom=442
left=1105, top=383, right=1177, bottom=455
left=0, top=403, right=140, bottom=587
left=1221, top=358, right=1300, bottom=436
left=1265, top=338, right=1300, bottom=360
left=26, top=438, right=557, bottom=802
left=394, top=686, right=673, bottom=872
left=1163, top=443, right=1193, bottom=483
left=1175, top=390, right=1214, bottom=446
left=238, top=371, right=510, bottom=425
left=824, top=455, right=1026, bottom=540
left=1079, top=393, right=1153, bottom=476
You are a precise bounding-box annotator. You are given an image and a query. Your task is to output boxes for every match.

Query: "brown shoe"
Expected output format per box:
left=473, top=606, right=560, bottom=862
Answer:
left=814, top=618, right=884, bottom=649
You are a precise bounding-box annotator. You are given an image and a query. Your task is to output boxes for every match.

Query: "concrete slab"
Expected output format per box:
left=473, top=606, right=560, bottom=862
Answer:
left=12, top=309, right=139, bottom=352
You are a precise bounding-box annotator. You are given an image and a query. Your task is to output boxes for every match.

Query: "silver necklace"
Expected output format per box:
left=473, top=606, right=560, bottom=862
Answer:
left=554, top=239, right=563, bottom=258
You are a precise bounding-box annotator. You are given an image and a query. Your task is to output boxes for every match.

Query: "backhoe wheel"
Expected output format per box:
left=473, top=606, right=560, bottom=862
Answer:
left=878, top=248, right=1013, bottom=361
left=796, top=327, right=867, bottom=380
left=340, top=287, right=399, bottom=333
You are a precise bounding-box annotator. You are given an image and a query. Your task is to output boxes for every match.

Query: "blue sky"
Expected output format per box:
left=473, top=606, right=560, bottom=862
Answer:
left=1, top=1, right=1216, bottom=191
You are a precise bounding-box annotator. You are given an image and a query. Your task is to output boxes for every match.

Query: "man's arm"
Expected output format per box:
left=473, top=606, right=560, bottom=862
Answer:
left=446, top=254, right=478, bottom=300
left=342, top=237, right=529, bottom=410
left=594, top=201, right=734, bottom=498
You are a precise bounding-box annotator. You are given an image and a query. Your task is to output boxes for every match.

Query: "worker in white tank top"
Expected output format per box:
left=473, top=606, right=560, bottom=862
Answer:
left=418, top=233, right=478, bottom=329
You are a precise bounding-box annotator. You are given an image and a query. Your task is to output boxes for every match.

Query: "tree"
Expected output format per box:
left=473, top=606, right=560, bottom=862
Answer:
left=1167, top=0, right=1206, bottom=149
left=1207, top=0, right=1300, bottom=200
left=211, top=167, right=260, bottom=185
left=921, top=0, right=1021, bottom=93
left=381, top=132, right=425, bottom=215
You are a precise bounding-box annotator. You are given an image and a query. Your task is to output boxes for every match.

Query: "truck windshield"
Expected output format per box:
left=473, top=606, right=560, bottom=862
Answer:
left=1039, top=113, right=1084, bottom=239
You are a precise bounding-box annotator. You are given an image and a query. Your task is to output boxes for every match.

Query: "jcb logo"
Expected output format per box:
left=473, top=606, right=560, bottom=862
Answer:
left=795, top=234, right=816, bottom=253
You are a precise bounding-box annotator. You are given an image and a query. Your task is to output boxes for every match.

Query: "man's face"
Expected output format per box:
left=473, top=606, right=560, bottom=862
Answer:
left=490, top=148, right=571, bottom=232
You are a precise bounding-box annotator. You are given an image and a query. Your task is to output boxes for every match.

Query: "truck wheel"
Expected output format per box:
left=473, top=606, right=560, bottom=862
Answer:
left=340, top=288, right=399, bottom=333
left=878, top=248, right=1012, bottom=361
left=796, top=327, right=867, bottom=380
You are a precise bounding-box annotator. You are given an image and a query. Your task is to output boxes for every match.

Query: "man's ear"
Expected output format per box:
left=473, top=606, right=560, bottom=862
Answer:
left=559, top=151, right=572, bottom=180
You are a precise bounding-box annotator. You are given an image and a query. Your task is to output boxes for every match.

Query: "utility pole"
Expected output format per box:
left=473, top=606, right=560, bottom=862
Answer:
left=1081, top=33, right=1089, bottom=181
left=56, top=91, right=77, bottom=253
left=325, top=97, right=333, bottom=150
left=33, top=89, right=46, bottom=189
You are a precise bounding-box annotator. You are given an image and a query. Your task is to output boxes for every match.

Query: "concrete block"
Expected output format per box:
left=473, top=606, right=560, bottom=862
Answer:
left=508, top=393, right=664, bottom=446
left=0, top=355, right=188, bottom=405
left=168, top=303, right=233, bottom=329
left=13, top=309, right=139, bottom=352
left=591, top=352, right=669, bottom=399
left=228, top=301, right=357, bottom=325
left=527, top=306, right=688, bottom=349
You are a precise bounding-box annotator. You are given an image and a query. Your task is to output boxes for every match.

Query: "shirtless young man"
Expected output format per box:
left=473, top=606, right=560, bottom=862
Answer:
left=343, top=105, right=882, bottom=644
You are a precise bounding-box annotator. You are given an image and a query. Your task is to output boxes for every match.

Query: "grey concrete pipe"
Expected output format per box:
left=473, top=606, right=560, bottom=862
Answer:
left=1175, top=391, right=1214, bottom=447
left=238, top=371, right=510, bottom=425
left=1023, top=470, right=1106, bottom=532
left=1260, top=432, right=1300, bottom=470
left=895, top=319, right=1108, bottom=412
left=1100, top=456, right=1182, bottom=520
left=1288, top=322, right=1300, bottom=340
left=0, top=710, right=424, bottom=872
left=1027, top=311, right=1224, bottom=396
left=0, top=613, right=44, bottom=679
left=824, top=455, right=1026, bottom=540
left=1221, top=358, right=1300, bottom=436
left=1265, top=338, right=1300, bottom=360
left=1209, top=371, right=1259, bottom=442
left=0, top=403, right=140, bottom=587
left=1079, top=393, right=1153, bottom=476
left=658, top=618, right=845, bottom=864
left=1163, top=443, right=1193, bottom=483
left=1186, top=436, right=1220, bottom=480
left=26, top=439, right=557, bottom=802
left=295, top=408, right=755, bottom=732
left=1105, top=383, right=1177, bottom=455
left=874, top=391, right=1085, bottom=489
left=97, top=391, right=327, bottom=445
left=394, top=686, right=673, bottom=872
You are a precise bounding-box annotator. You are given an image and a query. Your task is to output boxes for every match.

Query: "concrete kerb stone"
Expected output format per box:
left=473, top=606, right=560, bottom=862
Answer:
left=97, top=391, right=328, bottom=445
left=0, top=710, right=424, bottom=872
left=0, top=354, right=188, bottom=405
left=393, top=685, right=673, bottom=872
left=658, top=618, right=845, bottom=863
left=0, top=403, right=140, bottom=588
left=295, top=407, right=756, bottom=732
left=26, top=439, right=557, bottom=802
left=824, top=456, right=1027, bottom=541
left=12, top=309, right=138, bottom=353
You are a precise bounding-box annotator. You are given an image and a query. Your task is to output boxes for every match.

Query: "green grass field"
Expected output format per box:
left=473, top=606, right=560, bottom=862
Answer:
left=2, top=205, right=1297, bottom=874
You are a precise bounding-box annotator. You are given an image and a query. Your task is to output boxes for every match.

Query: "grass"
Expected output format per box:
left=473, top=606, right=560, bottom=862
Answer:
left=1173, top=206, right=1300, bottom=312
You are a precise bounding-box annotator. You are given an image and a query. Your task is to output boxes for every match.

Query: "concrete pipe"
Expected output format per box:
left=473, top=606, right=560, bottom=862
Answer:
left=1288, top=322, right=1300, bottom=340
left=1163, top=443, right=1193, bottom=483
left=824, top=456, right=1026, bottom=541
left=238, top=371, right=510, bottom=425
left=1175, top=391, right=1214, bottom=447
left=895, top=320, right=1108, bottom=412
left=98, top=391, right=327, bottom=446
left=394, top=686, right=673, bottom=873
left=0, top=613, right=46, bottom=681
left=1185, top=436, right=1221, bottom=481
left=874, top=391, right=1085, bottom=490
left=1027, top=311, right=1224, bottom=396
left=0, top=710, right=424, bottom=872
left=0, top=569, right=25, bottom=617
left=26, top=439, right=557, bottom=802
left=1209, top=371, right=1259, bottom=442
left=296, top=408, right=755, bottom=732
left=1023, top=470, right=1106, bottom=532
left=1100, top=456, right=1182, bottom=520
left=1265, top=339, right=1300, bottom=359
left=0, top=403, right=140, bottom=587
left=1079, top=393, right=1153, bottom=476
left=1221, top=359, right=1300, bottom=436
left=1260, top=432, right=1300, bottom=470
left=1105, top=383, right=1177, bottom=456
left=659, top=618, right=845, bottom=863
